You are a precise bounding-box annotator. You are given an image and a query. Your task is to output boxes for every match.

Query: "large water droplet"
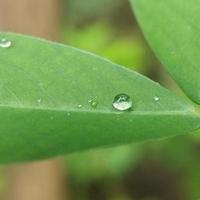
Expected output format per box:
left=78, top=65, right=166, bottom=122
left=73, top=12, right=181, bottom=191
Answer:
left=0, top=38, right=12, bottom=48
left=112, top=94, right=132, bottom=111
left=88, top=98, right=98, bottom=108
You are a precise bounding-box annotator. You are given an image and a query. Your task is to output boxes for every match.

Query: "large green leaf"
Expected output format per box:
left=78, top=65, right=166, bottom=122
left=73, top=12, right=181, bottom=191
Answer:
left=130, top=0, right=200, bottom=104
left=0, top=32, right=199, bottom=163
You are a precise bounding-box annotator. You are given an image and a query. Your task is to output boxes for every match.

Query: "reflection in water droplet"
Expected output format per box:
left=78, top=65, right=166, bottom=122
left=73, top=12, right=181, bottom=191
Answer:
left=0, top=38, right=12, bottom=48
left=154, top=96, right=160, bottom=102
left=88, top=98, right=98, bottom=108
left=112, top=94, right=132, bottom=111
left=37, top=99, right=41, bottom=103
left=78, top=104, right=82, bottom=108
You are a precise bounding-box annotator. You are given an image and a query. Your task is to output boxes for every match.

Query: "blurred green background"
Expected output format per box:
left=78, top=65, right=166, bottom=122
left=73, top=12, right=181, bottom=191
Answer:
left=2, top=0, right=200, bottom=199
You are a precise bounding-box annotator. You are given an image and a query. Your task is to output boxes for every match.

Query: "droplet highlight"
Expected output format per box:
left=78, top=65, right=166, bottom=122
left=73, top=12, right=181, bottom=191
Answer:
left=112, top=94, right=132, bottom=111
left=0, top=38, right=12, bottom=48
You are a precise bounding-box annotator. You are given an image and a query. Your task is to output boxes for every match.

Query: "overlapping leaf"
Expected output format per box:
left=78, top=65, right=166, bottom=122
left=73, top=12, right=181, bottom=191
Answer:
left=130, top=0, right=200, bottom=104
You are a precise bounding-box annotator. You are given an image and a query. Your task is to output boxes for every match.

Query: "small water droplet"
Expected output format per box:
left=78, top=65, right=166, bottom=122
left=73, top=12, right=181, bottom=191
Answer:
left=154, top=96, right=160, bottom=102
left=67, top=113, right=71, bottom=116
left=0, top=38, right=12, bottom=48
left=112, top=93, right=132, bottom=111
left=37, top=99, right=42, bottom=103
left=37, top=99, right=41, bottom=103
left=88, top=98, right=98, bottom=108
left=78, top=104, right=82, bottom=108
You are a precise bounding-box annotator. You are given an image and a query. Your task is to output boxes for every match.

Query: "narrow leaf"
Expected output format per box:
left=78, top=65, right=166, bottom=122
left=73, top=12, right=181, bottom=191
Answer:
left=0, top=33, right=199, bottom=163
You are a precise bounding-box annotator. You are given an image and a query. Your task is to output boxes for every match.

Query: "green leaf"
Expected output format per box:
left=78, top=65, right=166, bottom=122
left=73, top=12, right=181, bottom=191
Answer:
left=0, top=32, right=199, bottom=163
left=130, top=0, right=200, bottom=104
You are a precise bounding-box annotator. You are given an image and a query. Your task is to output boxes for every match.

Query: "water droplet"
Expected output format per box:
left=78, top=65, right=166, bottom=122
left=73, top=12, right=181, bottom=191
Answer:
left=37, top=99, right=41, bottom=103
left=112, top=94, right=132, bottom=111
left=154, top=96, right=160, bottom=102
left=0, top=38, right=12, bottom=48
left=78, top=104, right=82, bottom=108
left=67, top=113, right=71, bottom=116
left=88, top=98, right=98, bottom=108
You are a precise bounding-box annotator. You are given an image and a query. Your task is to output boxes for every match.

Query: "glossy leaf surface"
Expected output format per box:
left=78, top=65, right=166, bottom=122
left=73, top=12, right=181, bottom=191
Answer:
left=0, top=33, right=199, bottom=163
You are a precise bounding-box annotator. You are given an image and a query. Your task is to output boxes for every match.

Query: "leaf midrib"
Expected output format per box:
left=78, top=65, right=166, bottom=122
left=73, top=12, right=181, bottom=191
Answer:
left=0, top=104, right=198, bottom=117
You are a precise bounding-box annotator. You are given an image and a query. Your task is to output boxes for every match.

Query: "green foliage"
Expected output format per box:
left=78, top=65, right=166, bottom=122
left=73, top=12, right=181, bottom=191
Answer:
left=62, top=23, right=112, bottom=53
left=0, top=32, right=199, bottom=163
left=130, top=0, right=200, bottom=104
left=67, top=145, right=139, bottom=183
left=62, top=23, right=150, bottom=72
left=101, top=36, right=147, bottom=70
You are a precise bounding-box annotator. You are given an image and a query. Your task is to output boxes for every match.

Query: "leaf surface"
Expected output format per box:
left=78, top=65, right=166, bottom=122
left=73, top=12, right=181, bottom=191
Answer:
left=0, top=32, right=199, bottom=163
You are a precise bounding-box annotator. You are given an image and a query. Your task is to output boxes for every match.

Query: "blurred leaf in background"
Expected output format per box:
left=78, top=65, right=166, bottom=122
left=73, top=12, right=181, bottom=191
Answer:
left=61, top=22, right=154, bottom=73
left=67, top=145, right=140, bottom=184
